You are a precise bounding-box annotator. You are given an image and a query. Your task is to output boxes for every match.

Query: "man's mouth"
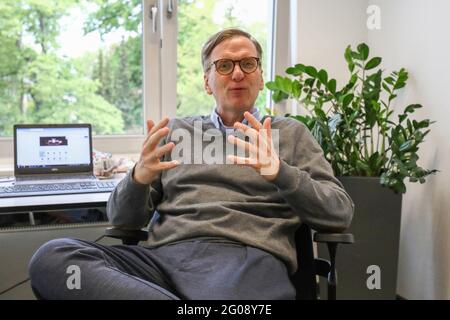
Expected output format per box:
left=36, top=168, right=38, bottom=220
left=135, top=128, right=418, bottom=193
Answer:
left=229, top=87, right=247, bottom=92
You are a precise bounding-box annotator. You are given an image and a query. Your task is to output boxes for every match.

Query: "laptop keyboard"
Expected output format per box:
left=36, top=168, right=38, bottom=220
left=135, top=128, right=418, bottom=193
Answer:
left=16, top=174, right=98, bottom=181
left=0, top=181, right=118, bottom=198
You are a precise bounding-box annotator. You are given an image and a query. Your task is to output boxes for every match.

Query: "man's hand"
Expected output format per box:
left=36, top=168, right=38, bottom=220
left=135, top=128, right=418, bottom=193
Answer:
left=133, top=118, right=179, bottom=185
left=227, top=112, right=280, bottom=181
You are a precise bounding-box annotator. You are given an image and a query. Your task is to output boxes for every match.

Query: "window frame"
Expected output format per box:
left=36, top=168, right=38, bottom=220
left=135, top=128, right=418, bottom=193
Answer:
left=0, top=0, right=291, bottom=159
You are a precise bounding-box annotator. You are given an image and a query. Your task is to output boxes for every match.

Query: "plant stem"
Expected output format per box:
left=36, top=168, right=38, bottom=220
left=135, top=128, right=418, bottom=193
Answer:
left=371, top=126, right=374, bottom=156
left=360, top=66, right=369, bottom=161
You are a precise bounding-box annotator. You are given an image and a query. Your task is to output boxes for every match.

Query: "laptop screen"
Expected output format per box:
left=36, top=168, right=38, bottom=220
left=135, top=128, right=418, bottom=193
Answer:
left=14, top=124, right=93, bottom=175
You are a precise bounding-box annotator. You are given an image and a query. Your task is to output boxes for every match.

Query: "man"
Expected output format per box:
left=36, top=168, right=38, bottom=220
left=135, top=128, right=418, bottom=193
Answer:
left=28, top=28, right=354, bottom=300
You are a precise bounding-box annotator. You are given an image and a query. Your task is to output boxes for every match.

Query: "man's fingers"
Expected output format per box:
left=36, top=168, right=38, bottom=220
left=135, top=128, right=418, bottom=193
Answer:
left=149, top=117, right=170, bottom=136
left=146, top=119, right=155, bottom=134
left=263, top=117, right=272, bottom=145
left=263, top=117, right=271, bottom=133
left=143, top=127, right=170, bottom=153
left=234, top=123, right=258, bottom=142
left=244, top=111, right=263, bottom=130
left=143, top=118, right=168, bottom=147
left=227, top=135, right=257, bottom=154
left=141, top=127, right=169, bottom=154
left=152, top=142, right=176, bottom=160
left=234, top=121, right=250, bottom=132
left=142, top=120, right=156, bottom=146
left=156, top=160, right=180, bottom=171
left=227, top=155, right=258, bottom=166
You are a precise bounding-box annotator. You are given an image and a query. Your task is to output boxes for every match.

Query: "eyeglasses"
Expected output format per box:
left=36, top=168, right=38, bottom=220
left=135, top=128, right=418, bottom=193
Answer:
left=209, top=57, right=260, bottom=75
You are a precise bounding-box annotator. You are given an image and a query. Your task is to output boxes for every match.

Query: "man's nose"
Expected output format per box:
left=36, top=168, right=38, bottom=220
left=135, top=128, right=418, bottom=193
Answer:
left=231, top=62, right=245, bottom=81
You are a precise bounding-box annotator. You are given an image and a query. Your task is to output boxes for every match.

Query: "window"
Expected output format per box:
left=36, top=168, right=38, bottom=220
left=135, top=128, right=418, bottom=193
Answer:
left=0, top=0, right=143, bottom=136
left=0, top=0, right=289, bottom=156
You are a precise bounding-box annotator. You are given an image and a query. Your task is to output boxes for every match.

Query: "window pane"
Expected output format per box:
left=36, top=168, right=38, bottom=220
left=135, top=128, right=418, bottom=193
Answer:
left=0, top=0, right=143, bottom=136
left=176, top=0, right=273, bottom=117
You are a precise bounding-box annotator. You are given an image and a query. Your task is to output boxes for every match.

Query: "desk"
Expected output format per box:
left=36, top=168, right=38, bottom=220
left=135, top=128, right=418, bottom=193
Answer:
left=0, top=190, right=121, bottom=300
left=0, top=173, right=125, bottom=214
left=0, top=192, right=111, bottom=214
left=0, top=176, right=127, bottom=299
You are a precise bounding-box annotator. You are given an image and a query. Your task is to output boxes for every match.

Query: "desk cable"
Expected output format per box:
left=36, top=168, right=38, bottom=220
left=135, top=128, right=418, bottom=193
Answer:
left=0, top=234, right=106, bottom=297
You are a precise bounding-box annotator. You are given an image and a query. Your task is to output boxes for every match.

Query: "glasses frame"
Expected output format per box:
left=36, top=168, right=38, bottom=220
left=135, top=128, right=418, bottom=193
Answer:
left=209, top=57, right=261, bottom=75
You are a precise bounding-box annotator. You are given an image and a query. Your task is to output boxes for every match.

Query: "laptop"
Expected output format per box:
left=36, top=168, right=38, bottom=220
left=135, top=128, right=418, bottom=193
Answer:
left=0, top=124, right=118, bottom=198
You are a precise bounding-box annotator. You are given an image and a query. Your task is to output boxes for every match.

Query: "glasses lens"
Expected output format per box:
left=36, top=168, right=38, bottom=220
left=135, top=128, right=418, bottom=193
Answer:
left=216, top=60, right=234, bottom=74
left=240, top=58, right=258, bottom=73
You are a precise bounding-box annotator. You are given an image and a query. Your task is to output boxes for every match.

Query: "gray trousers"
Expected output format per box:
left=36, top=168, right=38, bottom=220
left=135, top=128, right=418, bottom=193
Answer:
left=28, top=237, right=296, bottom=300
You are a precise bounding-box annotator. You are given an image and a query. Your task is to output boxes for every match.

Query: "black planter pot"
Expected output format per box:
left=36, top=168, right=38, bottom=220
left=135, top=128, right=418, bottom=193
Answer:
left=318, top=176, right=402, bottom=300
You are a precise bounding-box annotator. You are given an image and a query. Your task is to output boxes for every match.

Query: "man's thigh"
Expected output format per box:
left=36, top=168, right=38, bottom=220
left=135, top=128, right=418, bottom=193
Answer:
left=152, top=239, right=296, bottom=300
left=28, top=238, right=178, bottom=299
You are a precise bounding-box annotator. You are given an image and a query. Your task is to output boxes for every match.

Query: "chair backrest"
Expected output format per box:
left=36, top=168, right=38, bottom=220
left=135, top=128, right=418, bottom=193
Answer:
left=290, top=223, right=318, bottom=300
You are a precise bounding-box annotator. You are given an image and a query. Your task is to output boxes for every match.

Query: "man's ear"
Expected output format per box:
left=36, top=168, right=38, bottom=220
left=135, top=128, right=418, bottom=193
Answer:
left=259, top=69, right=265, bottom=91
left=204, top=73, right=213, bottom=95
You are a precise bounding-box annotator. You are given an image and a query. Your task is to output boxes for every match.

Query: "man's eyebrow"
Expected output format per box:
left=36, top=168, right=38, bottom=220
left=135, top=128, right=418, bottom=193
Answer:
left=213, top=54, right=257, bottom=60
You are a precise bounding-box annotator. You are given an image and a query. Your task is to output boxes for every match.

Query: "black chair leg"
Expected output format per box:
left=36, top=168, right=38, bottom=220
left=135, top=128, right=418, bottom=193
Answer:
left=327, top=242, right=338, bottom=300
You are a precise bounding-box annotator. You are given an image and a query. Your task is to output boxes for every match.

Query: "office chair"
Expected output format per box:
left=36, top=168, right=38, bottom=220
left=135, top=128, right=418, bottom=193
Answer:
left=105, top=223, right=354, bottom=300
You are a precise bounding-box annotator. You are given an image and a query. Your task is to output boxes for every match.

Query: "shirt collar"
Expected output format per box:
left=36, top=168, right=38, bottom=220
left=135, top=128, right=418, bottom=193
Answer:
left=210, top=107, right=262, bottom=133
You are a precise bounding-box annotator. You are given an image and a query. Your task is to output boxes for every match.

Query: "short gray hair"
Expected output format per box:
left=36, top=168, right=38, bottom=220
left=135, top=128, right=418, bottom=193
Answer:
left=201, top=28, right=263, bottom=72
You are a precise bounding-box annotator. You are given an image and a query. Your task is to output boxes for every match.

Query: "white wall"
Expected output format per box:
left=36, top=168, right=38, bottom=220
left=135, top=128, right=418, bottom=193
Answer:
left=286, top=0, right=368, bottom=116
left=368, top=0, right=450, bottom=300
left=294, top=0, right=368, bottom=88
left=294, top=0, right=449, bottom=299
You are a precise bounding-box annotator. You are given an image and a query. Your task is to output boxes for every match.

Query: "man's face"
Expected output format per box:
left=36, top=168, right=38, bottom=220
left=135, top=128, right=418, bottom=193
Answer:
left=204, top=36, right=264, bottom=114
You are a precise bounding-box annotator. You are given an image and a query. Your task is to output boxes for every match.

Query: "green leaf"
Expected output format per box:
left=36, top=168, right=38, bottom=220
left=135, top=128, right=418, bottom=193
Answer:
left=327, top=79, right=337, bottom=94
left=394, top=68, right=409, bottom=89
left=344, top=45, right=353, bottom=63
left=274, top=75, right=284, bottom=88
left=348, top=62, right=355, bottom=73
left=318, top=69, right=328, bottom=84
left=305, top=66, right=318, bottom=77
left=388, top=94, right=397, bottom=102
left=344, top=46, right=356, bottom=72
left=398, top=114, right=407, bottom=123
left=281, top=77, right=293, bottom=93
left=350, top=51, right=362, bottom=60
left=291, top=80, right=302, bottom=99
left=286, top=66, right=302, bottom=76
left=356, top=160, right=371, bottom=175
left=404, top=104, right=422, bottom=114
left=382, top=82, right=392, bottom=93
left=393, top=181, right=407, bottom=193
left=384, top=76, right=394, bottom=85
left=357, top=43, right=369, bottom=60
left=275, top=76, right=292, bottom=94
left=304, top=78, right=315, bottom=88
left=314, top=107, right=327, bottom=120
left=294, top=63, right=306, bottom=72
left=265, top=81, right=278, bottom=91
left=365, top=57, right=382, bottom=70
left=272, top=90, right=288, bottom=103
left=342, top=93, right=354, bottom=108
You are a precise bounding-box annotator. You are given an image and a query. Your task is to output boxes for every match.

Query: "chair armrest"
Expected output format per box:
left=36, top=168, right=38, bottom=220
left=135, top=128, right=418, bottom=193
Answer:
left=313, top=232, right=354, bottom=244
left=105, top=227, right=149, bottom=245
left=312, top=231, right=354, bottom=300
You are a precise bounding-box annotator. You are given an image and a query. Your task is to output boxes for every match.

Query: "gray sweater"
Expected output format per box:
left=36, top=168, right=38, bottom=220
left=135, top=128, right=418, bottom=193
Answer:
left=107, top=116, right=354, bottom=274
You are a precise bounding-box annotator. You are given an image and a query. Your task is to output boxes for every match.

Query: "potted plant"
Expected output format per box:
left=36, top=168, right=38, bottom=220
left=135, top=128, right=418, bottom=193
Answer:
left=266, top=43, right=437, bottom=299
